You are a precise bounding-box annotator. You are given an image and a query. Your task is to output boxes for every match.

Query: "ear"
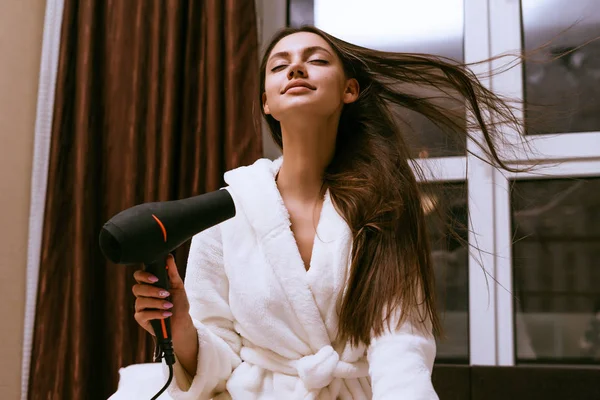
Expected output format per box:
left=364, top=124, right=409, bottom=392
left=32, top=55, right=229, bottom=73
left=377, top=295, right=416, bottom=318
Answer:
left=262, top=92, right=271, bottom=115
left=343, top=78, right=359, bottom=104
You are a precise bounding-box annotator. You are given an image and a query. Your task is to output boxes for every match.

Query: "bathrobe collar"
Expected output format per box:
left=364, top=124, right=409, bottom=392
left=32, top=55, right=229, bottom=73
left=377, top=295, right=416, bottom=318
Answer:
left=224, top=157, right=351, bottom=351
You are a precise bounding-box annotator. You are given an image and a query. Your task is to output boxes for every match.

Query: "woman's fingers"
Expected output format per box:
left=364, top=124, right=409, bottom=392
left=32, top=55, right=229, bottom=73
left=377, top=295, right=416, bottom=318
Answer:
left=132, top=283, right=170, bottom=299
left=135, top=297, right=174, bottom=313
left=133, top=255, right=183, bottom=289
left=131, top=258, right=188, bottom=336
left=133, top=270, right=159, bottom=284
left=134, top=310, right=173, bottom=327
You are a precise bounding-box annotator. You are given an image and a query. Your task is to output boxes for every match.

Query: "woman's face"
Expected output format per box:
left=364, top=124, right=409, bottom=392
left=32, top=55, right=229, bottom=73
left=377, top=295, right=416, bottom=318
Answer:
left=263, top=32, right=358, bottom=122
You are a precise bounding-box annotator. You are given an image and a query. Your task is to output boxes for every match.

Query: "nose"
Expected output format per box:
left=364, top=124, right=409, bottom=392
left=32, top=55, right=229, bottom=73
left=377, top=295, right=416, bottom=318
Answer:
left=287, top=63, right=306, bottom=79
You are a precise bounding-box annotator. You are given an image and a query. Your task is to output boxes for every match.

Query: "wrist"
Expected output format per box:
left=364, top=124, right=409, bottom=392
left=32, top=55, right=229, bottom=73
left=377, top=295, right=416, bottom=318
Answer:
left=172, top=314, right=195, bottom=342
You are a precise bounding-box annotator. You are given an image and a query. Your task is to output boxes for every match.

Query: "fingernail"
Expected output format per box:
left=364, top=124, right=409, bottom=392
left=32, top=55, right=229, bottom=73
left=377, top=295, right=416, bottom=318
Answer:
left=163, top=302, right=173, bottom=309
left=163, top=311, right=172, bottom=317
left=148, top=276, right=159, bottom=283
left=159, top=291, right=170, bottom=297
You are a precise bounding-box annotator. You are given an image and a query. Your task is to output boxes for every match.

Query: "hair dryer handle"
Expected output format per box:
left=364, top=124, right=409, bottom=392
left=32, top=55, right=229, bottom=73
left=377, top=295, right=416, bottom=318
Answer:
left=145, top=254, right=175, bottom=365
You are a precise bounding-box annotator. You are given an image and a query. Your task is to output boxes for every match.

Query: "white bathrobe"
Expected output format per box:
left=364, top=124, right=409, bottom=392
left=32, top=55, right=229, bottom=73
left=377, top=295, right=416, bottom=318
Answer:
left=165, top=157, right=438, bottom=400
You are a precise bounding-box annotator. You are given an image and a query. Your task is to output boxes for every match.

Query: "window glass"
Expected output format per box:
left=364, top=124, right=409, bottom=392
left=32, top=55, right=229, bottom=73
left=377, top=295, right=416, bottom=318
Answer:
left=424, top=182, right=469, bottom=362
left=512, top=177, right=600, bottom=363
left=521, top=0, right=600, bottom=134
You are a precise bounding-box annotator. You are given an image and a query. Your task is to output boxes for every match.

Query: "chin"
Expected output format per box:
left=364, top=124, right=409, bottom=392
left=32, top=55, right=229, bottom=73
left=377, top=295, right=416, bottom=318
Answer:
left=275, top=98, right=336, bottom=118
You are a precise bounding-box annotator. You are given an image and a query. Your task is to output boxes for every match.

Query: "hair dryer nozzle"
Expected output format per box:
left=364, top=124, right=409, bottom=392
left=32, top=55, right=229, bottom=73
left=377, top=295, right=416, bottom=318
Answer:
left=99, top=225, right=123, bottom=263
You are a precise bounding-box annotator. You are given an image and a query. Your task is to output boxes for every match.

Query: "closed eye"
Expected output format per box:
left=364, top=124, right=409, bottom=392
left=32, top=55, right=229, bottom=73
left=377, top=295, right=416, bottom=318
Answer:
left=309, top=59, right=329, bottom=65
left=271, top=65, right=287, bottom=72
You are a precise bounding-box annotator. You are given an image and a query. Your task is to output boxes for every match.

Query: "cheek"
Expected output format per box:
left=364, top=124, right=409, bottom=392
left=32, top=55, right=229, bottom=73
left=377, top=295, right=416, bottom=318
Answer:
left=263, top=84, right=280, bottom=115
left=264, top=78, right=283, bottom=103
left=265, top=76, right=279, bottom=94
left=316, top=72, right=346, bottom=104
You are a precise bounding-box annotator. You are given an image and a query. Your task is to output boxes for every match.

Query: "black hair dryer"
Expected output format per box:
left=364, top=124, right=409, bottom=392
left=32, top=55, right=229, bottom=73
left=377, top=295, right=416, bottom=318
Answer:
left=98, top=188, right=236, bottom=365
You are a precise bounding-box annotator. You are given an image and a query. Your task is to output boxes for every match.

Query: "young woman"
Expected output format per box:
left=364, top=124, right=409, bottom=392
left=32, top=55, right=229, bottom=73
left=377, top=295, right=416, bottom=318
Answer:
left=132, top=26, right=520, bottom=399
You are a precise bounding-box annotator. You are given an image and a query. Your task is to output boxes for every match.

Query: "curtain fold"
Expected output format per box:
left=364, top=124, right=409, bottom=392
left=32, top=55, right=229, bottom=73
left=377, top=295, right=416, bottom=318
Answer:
left=28, top=1, right=262, bottom=398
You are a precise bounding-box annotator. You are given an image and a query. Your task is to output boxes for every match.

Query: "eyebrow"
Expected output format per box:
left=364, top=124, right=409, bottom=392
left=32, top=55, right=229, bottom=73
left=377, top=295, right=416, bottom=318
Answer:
left=268, top=46, right=333, bottom=63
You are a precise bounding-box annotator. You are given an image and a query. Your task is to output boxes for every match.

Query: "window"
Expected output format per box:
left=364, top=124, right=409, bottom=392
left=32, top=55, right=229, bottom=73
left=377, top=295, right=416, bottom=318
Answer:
left=521, top=0, right=600, bottom=135
left=425, top=182, right=469, bottom=362
left=490, top=0, right=600, bottom=366
left=511, top=177, right=600, bottom=363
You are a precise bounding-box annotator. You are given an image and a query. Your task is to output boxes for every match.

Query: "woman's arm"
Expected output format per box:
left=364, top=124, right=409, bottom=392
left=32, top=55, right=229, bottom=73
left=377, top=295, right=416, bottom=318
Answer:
left=172, top=314, right=200, bottom=377
left=367, top=311, right=439, bottom=400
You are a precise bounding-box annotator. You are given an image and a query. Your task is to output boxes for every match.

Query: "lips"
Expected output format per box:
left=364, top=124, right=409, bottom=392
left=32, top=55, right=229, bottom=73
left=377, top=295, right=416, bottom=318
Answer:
left=283, top=80, right=315, bottom=93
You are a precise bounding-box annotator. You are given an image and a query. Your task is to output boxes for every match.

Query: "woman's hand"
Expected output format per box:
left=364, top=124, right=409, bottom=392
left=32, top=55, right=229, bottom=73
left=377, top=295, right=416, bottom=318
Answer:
left=132, top=254, right=191, bottom=337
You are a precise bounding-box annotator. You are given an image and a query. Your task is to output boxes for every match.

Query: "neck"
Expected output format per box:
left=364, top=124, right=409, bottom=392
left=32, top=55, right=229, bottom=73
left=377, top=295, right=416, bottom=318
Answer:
left=276, top=116, right=338, bottom=203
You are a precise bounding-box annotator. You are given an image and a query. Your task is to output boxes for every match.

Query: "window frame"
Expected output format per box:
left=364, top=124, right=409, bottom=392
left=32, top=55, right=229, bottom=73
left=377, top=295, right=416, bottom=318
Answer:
left=489, top=0, right=600, bottom=366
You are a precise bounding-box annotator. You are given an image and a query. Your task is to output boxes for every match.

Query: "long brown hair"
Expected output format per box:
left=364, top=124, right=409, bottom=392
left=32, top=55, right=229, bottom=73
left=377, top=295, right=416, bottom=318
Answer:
left=259, top=26, right=524, bottom=347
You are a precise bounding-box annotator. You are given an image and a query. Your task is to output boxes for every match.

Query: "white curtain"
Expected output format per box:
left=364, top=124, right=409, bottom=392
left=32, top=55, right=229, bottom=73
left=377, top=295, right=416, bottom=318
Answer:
left=21, top=0, right=65, bottom=398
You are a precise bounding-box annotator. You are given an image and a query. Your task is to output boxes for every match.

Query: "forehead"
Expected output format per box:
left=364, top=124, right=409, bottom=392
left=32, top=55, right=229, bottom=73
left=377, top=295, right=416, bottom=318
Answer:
left=269, top=32, right=334, bottom=57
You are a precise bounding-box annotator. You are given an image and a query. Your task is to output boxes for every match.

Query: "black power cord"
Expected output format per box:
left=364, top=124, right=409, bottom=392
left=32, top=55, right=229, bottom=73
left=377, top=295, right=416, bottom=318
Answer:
left=151, top=363, right=173, bottom=400
left=149, top=339, right=176, bottom=399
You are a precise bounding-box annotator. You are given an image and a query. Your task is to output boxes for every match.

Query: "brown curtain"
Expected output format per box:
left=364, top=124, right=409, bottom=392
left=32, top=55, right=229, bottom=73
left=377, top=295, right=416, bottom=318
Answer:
left=28, top=1, right=262, bottom=398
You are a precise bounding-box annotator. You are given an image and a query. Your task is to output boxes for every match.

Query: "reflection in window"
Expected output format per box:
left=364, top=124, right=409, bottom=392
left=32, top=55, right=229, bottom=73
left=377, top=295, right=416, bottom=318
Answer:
left=511, top=177, right=600, bottom=363
left=288, top=0, right=466, bottom=158
left=521, top=0, right=600, bottom=134
left=423, top=182, right=469, bottom=363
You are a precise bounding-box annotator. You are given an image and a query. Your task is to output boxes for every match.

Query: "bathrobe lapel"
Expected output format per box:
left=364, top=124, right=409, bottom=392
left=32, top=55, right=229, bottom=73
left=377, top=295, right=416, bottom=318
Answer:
left=307, top=199, right=353, bottom=346
left=224, top=157, right=351, bottom=353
